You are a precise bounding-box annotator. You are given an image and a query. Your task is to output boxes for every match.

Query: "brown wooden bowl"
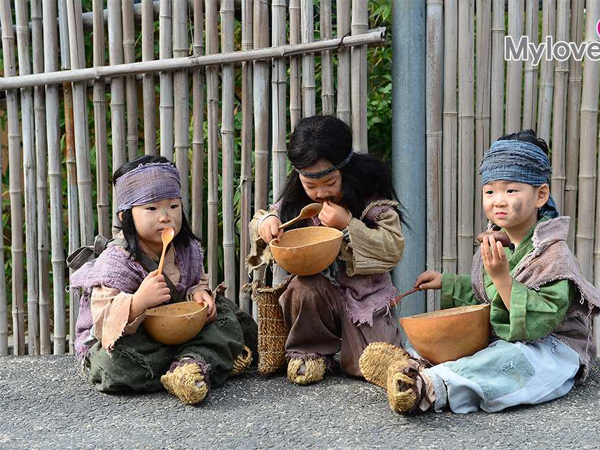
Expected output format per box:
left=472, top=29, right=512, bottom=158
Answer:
left=270, top=226, right=343, bottom=276
left=400, top=304, right=491, bottom=365
left=143, top=301, right=208, bottom=345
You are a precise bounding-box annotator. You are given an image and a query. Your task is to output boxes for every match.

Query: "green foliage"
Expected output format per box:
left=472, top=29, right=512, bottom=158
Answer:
left=1, top=1, right=393, bottom=311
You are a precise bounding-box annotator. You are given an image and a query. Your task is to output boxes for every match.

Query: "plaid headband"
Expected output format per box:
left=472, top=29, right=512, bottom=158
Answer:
left=294, top=151, right=354, bottom=179
left=115, top=162, right=181, bottom=212
left=480, top=139, right=558, bottom=218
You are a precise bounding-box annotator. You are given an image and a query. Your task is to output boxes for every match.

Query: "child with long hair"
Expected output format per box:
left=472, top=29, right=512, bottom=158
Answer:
left=360, top=130, right=600, bottom=415
left=248, top=115, right=408, bottom=385
left=70, top=155, right=257, bottom=405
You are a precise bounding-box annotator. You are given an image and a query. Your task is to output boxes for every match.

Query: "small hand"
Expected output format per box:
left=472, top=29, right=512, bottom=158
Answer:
left=194, top=289, right=217, bottom=323
left=132, top=270, right=170, bottom=317
left=259, top=215, right=283, bottom=244
left=414, top=270, right=442, bottom=290
left=318, top=201, right=350, bottom=230
left=481, top=235, right=510, bottom=280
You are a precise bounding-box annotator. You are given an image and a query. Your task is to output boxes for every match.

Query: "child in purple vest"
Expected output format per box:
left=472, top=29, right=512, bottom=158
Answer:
left=248, top=115, right=408, bottom=385
left=360, top=130, right=600, bottom=414
left=70, top=155, right=257, bottom=405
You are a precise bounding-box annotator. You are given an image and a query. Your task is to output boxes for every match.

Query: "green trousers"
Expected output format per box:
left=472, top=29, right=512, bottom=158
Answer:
left=86, top=296, right=258, bottom=393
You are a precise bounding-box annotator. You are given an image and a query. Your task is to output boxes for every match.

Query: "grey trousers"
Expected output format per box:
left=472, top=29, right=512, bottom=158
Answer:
left=279, top=274, right=403, bottom=377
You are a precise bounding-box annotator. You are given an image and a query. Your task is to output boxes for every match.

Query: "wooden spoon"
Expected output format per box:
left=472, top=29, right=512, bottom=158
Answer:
left=278, top=203, right=323, bottom=230
left=157, top=227, right=175, bottom=276
left=389, top=287, right=420, bottom=308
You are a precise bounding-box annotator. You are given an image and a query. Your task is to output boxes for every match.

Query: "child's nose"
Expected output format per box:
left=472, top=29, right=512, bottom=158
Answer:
left=158, top=210, right=173, bottom=222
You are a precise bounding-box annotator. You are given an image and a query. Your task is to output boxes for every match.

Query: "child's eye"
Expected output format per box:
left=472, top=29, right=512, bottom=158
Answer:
left=146, top=206, right=157, bottom=211
left=170, top=204, right=180, bottom=209
left=507, top=189, right=517, bottom=193
left=485, top=190, right=493, bottom=195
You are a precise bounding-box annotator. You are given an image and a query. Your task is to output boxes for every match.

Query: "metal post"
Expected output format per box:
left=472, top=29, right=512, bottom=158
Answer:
left=392, top=0, right=427, bottom=319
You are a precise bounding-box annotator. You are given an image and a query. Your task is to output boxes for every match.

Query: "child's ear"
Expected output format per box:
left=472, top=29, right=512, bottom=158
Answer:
left=118, top=211, right=123, bottom=222
left=535, top=184, right=550, bottom=208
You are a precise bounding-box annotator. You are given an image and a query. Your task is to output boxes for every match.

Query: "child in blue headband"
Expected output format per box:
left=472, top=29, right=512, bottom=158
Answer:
left=360, top=130, right=600, bottom=415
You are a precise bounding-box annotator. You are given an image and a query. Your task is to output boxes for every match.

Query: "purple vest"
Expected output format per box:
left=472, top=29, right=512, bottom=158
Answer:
left=69, top=240, right=204, bottom=359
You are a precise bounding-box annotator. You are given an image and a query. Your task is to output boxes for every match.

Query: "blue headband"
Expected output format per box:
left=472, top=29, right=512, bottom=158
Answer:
left=479, top=140, right=559, bottom=219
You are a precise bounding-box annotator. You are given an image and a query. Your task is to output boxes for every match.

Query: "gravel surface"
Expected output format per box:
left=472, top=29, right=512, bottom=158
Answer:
left=1, top=355, right=599, bottom=449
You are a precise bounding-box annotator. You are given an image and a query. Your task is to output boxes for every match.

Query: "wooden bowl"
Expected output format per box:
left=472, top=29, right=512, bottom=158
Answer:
left=143, top=301, right=208, bottom=345
left=270, top=226, right=343, bottom=276
left=400, top=304, right=491, bottom=365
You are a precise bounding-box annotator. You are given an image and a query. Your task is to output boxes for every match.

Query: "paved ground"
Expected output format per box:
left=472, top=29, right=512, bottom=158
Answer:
left=1, top=355, right=599, bottom=449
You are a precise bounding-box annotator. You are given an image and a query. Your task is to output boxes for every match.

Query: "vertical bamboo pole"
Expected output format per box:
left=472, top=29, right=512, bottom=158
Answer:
left=191, top=0, right=205, bottom=238
left=33, top=0, right=50, bottom=355
left=239, top=0, right=253, bottom=312
left=253, top=0, right=270, bottom=215
left=536, top=0, right=555, bottom=144
left=577, top=0, right=600, bottom=282
left=64, top=83, right=79, bottom=354
left=272, top=0, right=287, bottom=200
left=426, top=0, right=443, bottom=311
left=206, top=0, right=219, bottom=288
left=66, top=0, right=94, bottom=247
left=93, top=0, right=110, bottom=239
left=173, top=0, right=189, bottom=212
left=271, top=0, right=288, bottom=286
left=289, top=0, right=301, bottom=129
left=43, top=0, right=66, bottom=355
left=142, top=0, right=157, bottom=156
left=564, top=0, right=584, bottom=249
left=551, top=0, right=569, bottom=212
left=521, top=0, right=538, bottom=130
left=590, top=0, right=600, bottom=288
left=159, top=0, right=174, bottom=160
left=221, top=0, right=236, bottom=301
left=0, top=0, right=25, bottom=355
left=0, top=105, right=6, bottom=353
left=336, top=0, right=351, bottom=125
left=475, top=0, right=492, bottom=237
left=505, top=0, right=523, bottom=133
left=16, top=0, right=40, bottom=355
left=351, top=0, right=368, bottom=152
left=300, top=0, right=316, bottom=117
left=458, top=0, right=475, bottom=274
left=60, top=0, right=78, bottom=354
left=490, top=0, right=505, bottom=141
left=320, top=0, right=334, bottom=115
left=108, top=0, right=127, bottom=235
left=123, top=0, right=139, bottom=161
left=443, top=0, right=458, bottom=274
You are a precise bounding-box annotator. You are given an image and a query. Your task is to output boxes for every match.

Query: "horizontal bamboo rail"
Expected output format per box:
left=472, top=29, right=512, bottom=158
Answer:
left=0, top=30, right=385, bottom=90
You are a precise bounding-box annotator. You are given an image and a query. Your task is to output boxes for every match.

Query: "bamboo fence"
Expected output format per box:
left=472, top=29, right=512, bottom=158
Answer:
left=2, top=1, right=600, bottom=355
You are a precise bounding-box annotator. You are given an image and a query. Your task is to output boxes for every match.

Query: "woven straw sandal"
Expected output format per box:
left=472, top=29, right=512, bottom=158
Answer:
left=386, top=358, right=434, bottom=415
left=359, top=342, right=411, bottom=389
left=230, top=345, right=253, bottom=376
left=161, top=359, right=210, bottom=405
left=287, top=357, right=327, bottom=385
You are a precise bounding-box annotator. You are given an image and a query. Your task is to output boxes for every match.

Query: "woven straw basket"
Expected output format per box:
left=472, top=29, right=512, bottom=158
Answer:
left=248, top=277, right=291, bottom=376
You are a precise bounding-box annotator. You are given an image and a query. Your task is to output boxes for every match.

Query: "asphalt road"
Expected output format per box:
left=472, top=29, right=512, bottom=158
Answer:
left=1, top=355, right=599, bottom=449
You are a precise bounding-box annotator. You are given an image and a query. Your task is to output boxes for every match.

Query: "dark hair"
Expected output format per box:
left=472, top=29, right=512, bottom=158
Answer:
left=113, top=155, right=199, bottom=260
left=497, top=129, right=549, bottom=155
left=278, top=115, right=407, bottom=229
